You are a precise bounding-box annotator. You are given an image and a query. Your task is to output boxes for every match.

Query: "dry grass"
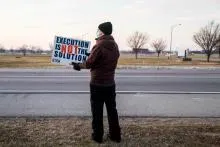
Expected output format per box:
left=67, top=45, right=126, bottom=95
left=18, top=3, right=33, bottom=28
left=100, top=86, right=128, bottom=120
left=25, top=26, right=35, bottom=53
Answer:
left=0, top=117, right=220, bottom=147
left=0, top=55, right=58, bottom=68
left=118, top=55, right=220, bottom=66
left=0, top=54, right=220, bottom=68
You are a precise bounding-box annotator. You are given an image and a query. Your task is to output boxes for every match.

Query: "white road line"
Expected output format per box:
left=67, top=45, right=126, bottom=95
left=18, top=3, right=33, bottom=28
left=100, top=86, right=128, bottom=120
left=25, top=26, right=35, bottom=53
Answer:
left=0, top=75, right=220, bottom=78
left=0, top=90, right=220, bottom=94
left=192, top=98, right=202, bottom=100
left=0, top=76, right=90, bottom=78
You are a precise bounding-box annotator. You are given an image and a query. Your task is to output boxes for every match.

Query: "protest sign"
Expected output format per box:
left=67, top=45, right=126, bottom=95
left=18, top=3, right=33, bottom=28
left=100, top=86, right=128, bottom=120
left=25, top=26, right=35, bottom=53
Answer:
left=51, top=36, right=91, bottom=65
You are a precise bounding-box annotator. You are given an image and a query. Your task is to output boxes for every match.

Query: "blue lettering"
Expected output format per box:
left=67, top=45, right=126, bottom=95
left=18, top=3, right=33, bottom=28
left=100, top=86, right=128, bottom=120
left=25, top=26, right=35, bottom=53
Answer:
left=54, top=51, right=58, bottom=57
left=67, top=54, right=71, bottom=59
left=71, top=40, right=75, bottom=45
left=55, top=44, right=60, bottom=50
left=81, top=41, right=84, bottom=48
left=75, top=40, right=78, bottom=46
left=59, top=52, right=63, bottom=58
left=85, top=42, right=89, bottom=48
left=56, top=37, right=61, bottom=43
left=78, top=48, right=81, bottom=54
left=81, top=49, right=86, bottom=54
left=52, top=58, right=60, bottom=63
left=82, top=56, right=87, bottom=62
left=67, top=39, right=71, bottom=45
left=72, top=54, right=75, bottom=60
left=78, top=55, right=82, bottom=61
left=63, top=38, right=67, bottom=44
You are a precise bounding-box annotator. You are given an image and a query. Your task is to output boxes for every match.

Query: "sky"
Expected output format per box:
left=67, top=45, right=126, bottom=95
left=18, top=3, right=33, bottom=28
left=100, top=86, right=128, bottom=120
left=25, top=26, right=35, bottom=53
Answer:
left=0, top=0, right=220, bottom=52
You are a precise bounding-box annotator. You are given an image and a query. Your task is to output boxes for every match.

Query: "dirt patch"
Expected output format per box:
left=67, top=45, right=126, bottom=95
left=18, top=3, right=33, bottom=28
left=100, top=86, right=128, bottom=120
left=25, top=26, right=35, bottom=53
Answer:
left=0, top=117, right=219, bottom=147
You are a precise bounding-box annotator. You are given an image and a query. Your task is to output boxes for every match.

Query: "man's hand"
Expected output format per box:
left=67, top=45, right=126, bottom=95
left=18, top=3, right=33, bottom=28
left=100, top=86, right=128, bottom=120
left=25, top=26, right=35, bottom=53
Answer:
left=71, top=62, right=81, bottom=71
left=85, top=50, right=90, bottom=56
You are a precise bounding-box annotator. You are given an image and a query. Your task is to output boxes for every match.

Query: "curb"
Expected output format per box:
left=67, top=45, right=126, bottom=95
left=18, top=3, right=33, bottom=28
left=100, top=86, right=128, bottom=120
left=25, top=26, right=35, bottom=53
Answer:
left=116, top=65, right=220, bottom=70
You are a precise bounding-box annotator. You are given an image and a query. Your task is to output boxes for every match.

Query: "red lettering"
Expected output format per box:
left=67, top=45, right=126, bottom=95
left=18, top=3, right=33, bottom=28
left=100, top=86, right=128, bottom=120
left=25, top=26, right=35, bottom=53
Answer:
left=74, top=45, right=78, bottom=54
left=61, top=44, right=66, bottom=53
left=67, top=45, right=73, bottom=54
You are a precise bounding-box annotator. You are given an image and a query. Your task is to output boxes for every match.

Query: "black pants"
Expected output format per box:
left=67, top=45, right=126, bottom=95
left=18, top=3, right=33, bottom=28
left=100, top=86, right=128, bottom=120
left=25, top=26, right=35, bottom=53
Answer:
left=90, top=84, right=121, bottom=139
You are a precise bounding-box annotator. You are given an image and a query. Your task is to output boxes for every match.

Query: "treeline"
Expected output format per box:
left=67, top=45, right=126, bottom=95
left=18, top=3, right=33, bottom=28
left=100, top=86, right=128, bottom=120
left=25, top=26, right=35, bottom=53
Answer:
left=0, top=45, right=51, bottom=56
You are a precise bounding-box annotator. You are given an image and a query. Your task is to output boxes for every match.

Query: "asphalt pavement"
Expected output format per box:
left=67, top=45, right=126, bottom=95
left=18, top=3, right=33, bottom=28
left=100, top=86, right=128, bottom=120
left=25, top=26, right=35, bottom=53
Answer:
left=1, top=68, right=220, bottom=92
left=0, top=68, right=220, bottom=117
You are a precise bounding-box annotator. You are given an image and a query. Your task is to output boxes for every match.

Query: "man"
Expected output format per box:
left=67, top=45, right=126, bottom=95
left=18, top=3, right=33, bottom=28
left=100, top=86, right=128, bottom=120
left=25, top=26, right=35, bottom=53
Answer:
left=72, top=22, right=121, bottom=143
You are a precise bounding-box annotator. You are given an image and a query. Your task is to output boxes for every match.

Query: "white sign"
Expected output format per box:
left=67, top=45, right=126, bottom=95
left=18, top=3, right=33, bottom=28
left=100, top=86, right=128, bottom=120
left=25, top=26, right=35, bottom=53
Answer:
left=51, top=36, right=91, bottom=65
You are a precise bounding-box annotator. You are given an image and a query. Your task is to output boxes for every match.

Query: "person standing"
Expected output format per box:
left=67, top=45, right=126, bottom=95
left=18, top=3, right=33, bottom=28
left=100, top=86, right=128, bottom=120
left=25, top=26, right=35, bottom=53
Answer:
left=72, top=22, right=121, bottom=143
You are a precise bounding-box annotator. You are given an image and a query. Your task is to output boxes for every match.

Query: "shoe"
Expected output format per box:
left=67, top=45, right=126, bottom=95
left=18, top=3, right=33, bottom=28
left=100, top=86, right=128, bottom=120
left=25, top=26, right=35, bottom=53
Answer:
left=107, top=133, right=121, bottom=143
left=91, top=135, right=103, bottom=143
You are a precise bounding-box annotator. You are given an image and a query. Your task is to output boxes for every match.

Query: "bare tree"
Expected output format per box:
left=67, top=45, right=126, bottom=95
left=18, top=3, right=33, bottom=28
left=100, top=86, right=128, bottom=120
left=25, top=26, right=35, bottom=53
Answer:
left=36, top=48, right=43, bottom=54
left=10, top=49, right=14, bottom=54
left=151, top=39, right=167, bottom=57
left=217, top=41, right=220, bottom=59
left=0, top=44, right=5, bottom=53
left=49, top=43, right=54, bottom=51
left=127, top=31, right=149, bottom=59
left=49, top=42, right=54, bottom=55
left=29, top=46, right=43, bottom=54
left=19, top=44, right=28, bottom=56
left=193, top=21, right=220, bottom=62
left=29, top=46, right=37, bottom=54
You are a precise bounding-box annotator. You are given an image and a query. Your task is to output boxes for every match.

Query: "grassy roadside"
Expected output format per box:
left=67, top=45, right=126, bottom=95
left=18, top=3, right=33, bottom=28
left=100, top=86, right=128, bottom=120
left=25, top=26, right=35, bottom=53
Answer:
left=118, top=57, right=220, bottom=66
left=0, top=55, right=59, bottom=68
left=0, top=55, right=220, bottom=68
left=0, top=117, right=219, bottom=146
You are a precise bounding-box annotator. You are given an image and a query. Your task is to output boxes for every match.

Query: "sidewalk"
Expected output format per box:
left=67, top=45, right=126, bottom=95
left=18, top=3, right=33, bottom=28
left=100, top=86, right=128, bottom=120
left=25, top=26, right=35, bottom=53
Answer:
left=0, top=94, right=219, bottom=117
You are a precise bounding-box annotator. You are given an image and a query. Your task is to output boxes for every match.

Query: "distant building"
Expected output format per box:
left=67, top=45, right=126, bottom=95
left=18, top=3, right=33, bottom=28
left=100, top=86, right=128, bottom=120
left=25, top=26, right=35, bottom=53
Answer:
left=132, top=48, right=155, bottom=54
left=213, top=48, right=220, bottom=54
left=189, top=50, right=204, bottom=54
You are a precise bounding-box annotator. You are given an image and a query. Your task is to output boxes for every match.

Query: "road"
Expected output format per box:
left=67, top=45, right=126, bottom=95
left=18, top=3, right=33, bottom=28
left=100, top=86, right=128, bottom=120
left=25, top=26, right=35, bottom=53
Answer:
left=1, top=68, right=220, bottom=92
left=0, top=68, right=220, bottom=117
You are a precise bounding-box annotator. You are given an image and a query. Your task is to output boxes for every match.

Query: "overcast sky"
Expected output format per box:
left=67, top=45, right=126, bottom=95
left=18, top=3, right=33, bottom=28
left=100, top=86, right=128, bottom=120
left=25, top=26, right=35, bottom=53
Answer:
left=0, top=0, right=220, bottom=52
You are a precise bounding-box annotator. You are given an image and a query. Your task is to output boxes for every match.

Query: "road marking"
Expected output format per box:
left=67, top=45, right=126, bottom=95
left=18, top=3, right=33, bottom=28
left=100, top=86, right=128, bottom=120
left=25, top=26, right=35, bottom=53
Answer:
left=192, top=98, right=202, bottom=100
left=1, top=75, right=220, bottom=78
left=0, top=90, right=220, bottom=94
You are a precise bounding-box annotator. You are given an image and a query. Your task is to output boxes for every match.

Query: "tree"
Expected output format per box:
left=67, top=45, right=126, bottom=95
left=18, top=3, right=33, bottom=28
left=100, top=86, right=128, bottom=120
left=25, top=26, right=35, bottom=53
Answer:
left=127, top=31, right=149, bottom=59
left=216, top=42, right=220, bottom=59
left=36, top=48, right=43, bottom=54
left=193, top=21, right=220, bottom=62
left=10, top=49, right=14, bottom=54
left=49, top=43, right=54, bottom=51
left=0, top=44, right=5, bottom=53
left=151, top=39, right=167, bottom=57
left=19, top=45, right=28, bottom=56
left=49, top=43, right=54, bottom=55
left=30, top=46, right=43, bottom=54
left=29, top=46, right=37, bottom=54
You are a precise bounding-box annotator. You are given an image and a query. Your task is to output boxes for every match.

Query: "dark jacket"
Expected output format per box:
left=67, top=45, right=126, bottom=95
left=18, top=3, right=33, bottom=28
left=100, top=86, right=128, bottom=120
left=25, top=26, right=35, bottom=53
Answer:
left=85, top=35, right=120, bottom=85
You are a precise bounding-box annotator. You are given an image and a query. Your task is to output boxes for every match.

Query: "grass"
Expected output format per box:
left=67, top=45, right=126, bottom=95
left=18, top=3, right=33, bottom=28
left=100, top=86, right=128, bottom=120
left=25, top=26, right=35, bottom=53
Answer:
left=0, top=54, right=220, bottom=68
left=0, top=55, right=58, bottom=68
left=0, top=117, right=219, bottom=147
left=118, top=54, right=220, bottom=66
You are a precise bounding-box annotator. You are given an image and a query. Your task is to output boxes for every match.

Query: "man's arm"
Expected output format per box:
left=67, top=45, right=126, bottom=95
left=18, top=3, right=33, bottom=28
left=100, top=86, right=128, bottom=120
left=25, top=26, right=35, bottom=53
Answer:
left=84, top=45, right=101, bottom=69
left=72, top=45, right=101, bottom=70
